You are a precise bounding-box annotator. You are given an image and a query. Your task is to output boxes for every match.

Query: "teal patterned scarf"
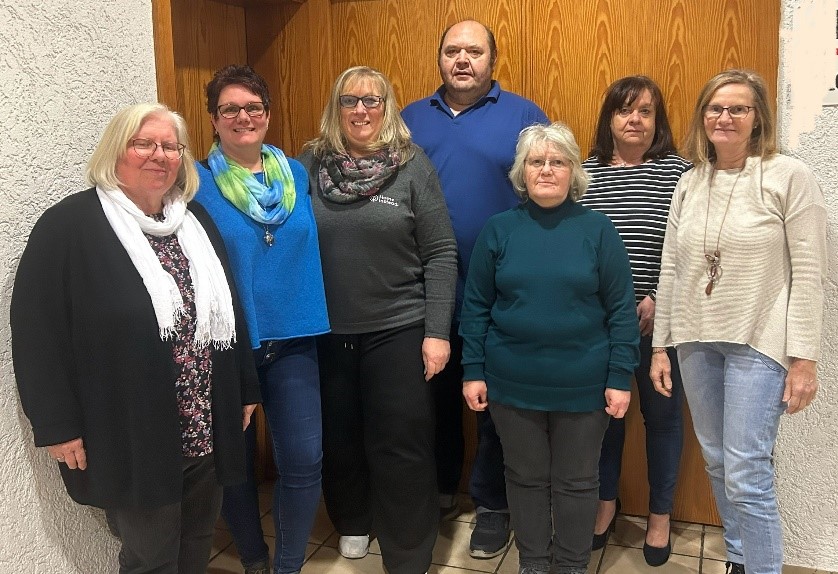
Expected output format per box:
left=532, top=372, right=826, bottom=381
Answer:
left=207, top=142, right=296, bottom=225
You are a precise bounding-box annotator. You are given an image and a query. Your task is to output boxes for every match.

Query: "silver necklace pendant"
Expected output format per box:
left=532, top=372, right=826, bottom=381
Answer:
left=263, top=227, right=275, bottom=247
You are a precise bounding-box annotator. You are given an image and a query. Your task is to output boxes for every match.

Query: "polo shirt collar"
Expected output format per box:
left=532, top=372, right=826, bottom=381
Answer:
left=430, top=80, right=501, bottom=114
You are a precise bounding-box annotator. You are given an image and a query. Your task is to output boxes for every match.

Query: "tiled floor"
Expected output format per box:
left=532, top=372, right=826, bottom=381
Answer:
left=208, top=484, right=835, bottom=574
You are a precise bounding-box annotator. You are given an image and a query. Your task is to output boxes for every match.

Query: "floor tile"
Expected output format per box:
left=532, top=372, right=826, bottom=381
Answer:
left=210, top=528, right=234, bottom=560
left=702, top=527, right=727, bottom=561
left=207, top=549, right=245, bottom=574
left=700, top=557, right=729, bottom=573
left=206, top=493, right=837, bottom=574
left=309, top=501, right=336, bottom=544
left=303, top=545, right=387, bottom=573
left=671, top=524, right=703, bottom=558
left=599, top=545, right=699, bottom=573
left=608, top=517, right=645, bottom=549
left=432, top=518, right=504, bottom=572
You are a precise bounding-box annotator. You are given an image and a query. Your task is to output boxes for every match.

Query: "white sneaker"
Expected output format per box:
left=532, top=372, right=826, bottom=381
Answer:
left=338, top=535, right=370, bottom=559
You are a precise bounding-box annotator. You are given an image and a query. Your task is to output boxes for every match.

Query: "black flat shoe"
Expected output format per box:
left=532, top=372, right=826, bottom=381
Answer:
left=591, top=498, right=620, bottom=551
left=643, top=535, right=672, bottom=566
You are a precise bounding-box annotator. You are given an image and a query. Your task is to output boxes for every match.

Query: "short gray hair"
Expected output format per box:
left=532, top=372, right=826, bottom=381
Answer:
left=509, top=122, right=589, bottom=202
left=86, top=102, right=199, bottom=201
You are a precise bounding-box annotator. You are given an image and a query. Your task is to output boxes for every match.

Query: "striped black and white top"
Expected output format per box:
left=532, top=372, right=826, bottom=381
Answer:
left=580, top=154, right=692, bottom=303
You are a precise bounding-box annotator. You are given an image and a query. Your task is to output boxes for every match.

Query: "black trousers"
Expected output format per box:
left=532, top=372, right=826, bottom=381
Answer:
left=105, top=455, right=223, bottom=574
left=317, top=321, right=438, bottom=574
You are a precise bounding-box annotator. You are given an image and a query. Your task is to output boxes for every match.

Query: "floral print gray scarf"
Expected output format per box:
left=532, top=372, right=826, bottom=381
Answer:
left=318, top=149, right=401, bottom=204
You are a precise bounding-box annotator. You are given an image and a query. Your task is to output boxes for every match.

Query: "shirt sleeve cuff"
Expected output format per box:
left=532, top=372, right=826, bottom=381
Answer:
left=606, top=371, right=632, bottom=391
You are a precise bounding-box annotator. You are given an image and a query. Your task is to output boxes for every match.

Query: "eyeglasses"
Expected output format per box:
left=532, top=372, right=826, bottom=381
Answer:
left=339, top=95, right=384, bottom=109
left=217, top=102, right=266, bottom=119
left=130, top=138, right=186, bottom=159
left=703, top=105, right=754, bottom=119
left=526, top=158, right=568, bottom=170
left=616, top=106, right=654, bottom=118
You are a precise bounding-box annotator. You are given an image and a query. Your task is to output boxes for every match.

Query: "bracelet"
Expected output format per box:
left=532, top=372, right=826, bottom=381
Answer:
left=648, top=289, right=657, bottom=302
left=651, top=348, right=668, bottom=354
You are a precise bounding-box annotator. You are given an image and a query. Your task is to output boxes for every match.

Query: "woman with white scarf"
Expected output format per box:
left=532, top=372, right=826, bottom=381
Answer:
left=10, top=102, right=260, bottom=574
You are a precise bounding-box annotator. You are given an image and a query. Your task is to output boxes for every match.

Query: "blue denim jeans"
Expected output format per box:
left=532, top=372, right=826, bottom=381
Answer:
left=221, top=337, right=322, bottom=574
left=599, top=336, right=684, bottom=514
left=677, top=342, right=787, bottom=574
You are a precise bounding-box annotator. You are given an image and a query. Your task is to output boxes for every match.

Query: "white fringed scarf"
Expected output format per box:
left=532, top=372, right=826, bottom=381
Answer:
left=97, top=186, right=236, bottom=349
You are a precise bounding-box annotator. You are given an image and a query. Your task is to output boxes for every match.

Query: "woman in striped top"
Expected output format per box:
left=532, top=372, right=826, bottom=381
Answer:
left=580, top=76, right=691, bottom=566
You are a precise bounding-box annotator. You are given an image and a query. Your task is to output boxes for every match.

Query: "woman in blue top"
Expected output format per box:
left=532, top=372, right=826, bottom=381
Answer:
left=195, top=65, right=330, bottom=574
left=460, top=122, right=640, bottom=574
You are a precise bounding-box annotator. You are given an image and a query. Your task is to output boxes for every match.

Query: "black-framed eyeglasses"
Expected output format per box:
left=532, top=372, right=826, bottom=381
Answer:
left=703, top=105, right=754, bottom=119
left=217, top=102, right=266, bottom=119
left=339, top=95, right=384, bottom=109
left=130, top=138, right=186, bottom=159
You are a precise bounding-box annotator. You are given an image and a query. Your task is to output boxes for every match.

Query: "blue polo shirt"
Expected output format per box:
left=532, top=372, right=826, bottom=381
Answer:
left=402, top=81, right=548, bottom=316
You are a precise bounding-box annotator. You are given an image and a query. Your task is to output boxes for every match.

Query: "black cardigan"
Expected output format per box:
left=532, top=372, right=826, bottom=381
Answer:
left=10, top=188, right=261, bottom=509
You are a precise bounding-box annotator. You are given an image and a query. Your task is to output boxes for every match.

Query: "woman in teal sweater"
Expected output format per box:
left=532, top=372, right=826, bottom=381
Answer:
left=460, top=122, right=640, bottom=574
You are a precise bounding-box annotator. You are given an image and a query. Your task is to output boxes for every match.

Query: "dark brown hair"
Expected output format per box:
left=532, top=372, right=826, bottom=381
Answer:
left=589, top=75, right=675, bottom=165
left=205, top=64, right=271, bottom=117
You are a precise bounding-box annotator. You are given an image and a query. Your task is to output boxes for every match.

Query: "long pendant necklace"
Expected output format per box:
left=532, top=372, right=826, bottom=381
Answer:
left=702, top=167, right=742, bottom=295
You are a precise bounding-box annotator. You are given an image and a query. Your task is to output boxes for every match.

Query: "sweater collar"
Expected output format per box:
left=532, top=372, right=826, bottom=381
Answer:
left=524, top=197, right=575, bottom=216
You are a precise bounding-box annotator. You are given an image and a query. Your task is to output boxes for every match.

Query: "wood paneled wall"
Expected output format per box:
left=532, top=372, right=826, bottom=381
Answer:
left=154, top=0, right=780, bottom=525
left=158, top=0, right=779, bottom=159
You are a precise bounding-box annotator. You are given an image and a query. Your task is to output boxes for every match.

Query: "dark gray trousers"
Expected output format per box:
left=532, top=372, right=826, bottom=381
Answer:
left=491, top=403, right=608, bottom=572
left=105, top=455, right=223, bottom=574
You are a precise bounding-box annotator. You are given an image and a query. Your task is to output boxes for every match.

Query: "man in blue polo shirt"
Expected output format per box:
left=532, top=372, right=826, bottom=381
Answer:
left=402, top=19, right=548, bottom=559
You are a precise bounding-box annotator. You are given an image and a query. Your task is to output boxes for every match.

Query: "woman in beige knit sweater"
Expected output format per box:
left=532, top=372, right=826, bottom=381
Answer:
left=650, top=69, right=826, bottom=574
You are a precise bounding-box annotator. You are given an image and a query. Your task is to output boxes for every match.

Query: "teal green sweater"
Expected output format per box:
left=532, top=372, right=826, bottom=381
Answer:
left=460, top=199, right=640, bottom=412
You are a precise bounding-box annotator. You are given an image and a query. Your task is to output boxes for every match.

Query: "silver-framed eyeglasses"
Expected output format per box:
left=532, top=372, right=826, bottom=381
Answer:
left=339, top=95, right=384, bottom=109
left=703, top=105, right=754, bottom=119
left=130, top=138, right=186, bottom=159
left=217, top=102, right=266, bottom=119
left=526, top=158, right=567, bottom=170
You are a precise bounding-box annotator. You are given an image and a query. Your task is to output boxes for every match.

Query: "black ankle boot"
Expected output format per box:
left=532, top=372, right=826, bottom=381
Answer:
left=725, top=561, right=744, bottom=574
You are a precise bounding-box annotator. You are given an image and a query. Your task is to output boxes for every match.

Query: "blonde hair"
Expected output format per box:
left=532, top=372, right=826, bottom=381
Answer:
left=509, top=122, right=589, bottom=202
left=682, top=69, right=776, bottom=166
left=86, top=102, right=199, bottom=201
left=304, top=66, right=414, bottom=161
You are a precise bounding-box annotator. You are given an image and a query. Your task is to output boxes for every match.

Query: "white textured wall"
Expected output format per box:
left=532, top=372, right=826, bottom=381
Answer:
left=777, top=0, right=838, bottom=570
left=0, top=1, right=157, bottom=571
